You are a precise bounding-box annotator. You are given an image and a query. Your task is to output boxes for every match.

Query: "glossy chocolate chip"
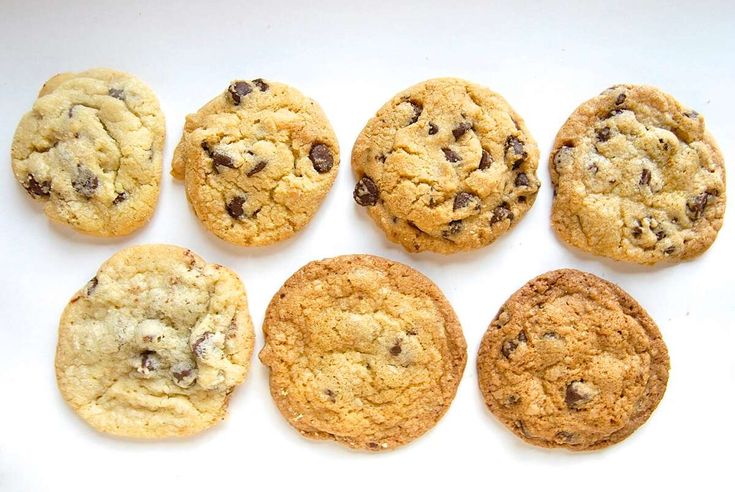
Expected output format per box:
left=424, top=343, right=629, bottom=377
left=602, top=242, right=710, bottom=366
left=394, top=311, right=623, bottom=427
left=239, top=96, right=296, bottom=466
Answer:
left=112, top=192, right=128, bottom=205
left=72, top=165, right=99, bottom=198
left=640, top=169, right=652, bottom=186
left=452, top=121, right=473, bottom=140
left=247, top=161, right=267, bottom=177
left=687, top=192, right=709, bottom=220
left=226, top=195, right=247, bottom=219
left=309, top=143, right=334, bottom=173
left=108, top=88, right=125, bottom=100
left=442, top=148, right=461, bottom=163
left=25, top=174, right=50, bottom=198
left=353, top=176, right=379, bottom=206
left=406, top=100, right=422, bottom=125
left=228, top=81, right=252, bottom=105
left=428, top=122, right=439, bottom=135
left=490, top=205, right=513, bottom=224
left=212, top=151, right=235, bottom=170
left=479, top=149, right=493, bottom=170
left=615, top=93, right=626, bottom=105
left=252, top=78, right=269, bottom=91
left=85, top=277, right=98, bottom=296
left=596, top=127, right=611, bottom=142
left=515, top=173, right=529, bottom=187
left=565, top=380, right=594, bottom=409
left=453, top=192, right=475, bottom=211
left=390, top=342, right=402, bottom=356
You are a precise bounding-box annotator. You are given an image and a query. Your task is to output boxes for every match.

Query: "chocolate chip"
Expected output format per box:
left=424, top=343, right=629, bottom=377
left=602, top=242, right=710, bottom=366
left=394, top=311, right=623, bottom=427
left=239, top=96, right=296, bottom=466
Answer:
left=443, top=220, right=463, bottom=236
left=212, top=151, right=235, bottom=170
left=606, top=108, right=624, bottom=118
left=687, top=192, right=709, bottom=220
left=24, top=174, right=50, bottom=198
left=479, top=150, right=493, bottom=170
left=171, top=361, right=197, bottom=388
left=406, top=100, right=422, bottom=125
left=376, top=153, right=387, bottom=163
left=252, top=78, right=269, bottom=91
left=72, top=165, right=98, bottom=198
left=501, top=331, right=527, bottom=358
left=226, top=195, right=247, bottom=219
left=632, top=227, right=642, bottom=238
left=112, top=192, right=128, bottom=205
left=517, top=196, right=527, bottom=203
left=452, top=121, right=473, bottom=140
left=655, top=230, right=667, bottom=241
left=85, top=277, right=98, bottom=296
left=588, top=163, right=599, bottom=174
left=108, top=88, right=125, bottom=100
left=353, top=176, right=379, bottom=206
left=490, top=205, right=513, bottom=224
left=664, top=246, right=676, bottom=255
left=453, top=192, right=475, bottom=211
left=565, top=380, right=594, bottom=409
left=515, top=173, right=529, bottom=187
left=368, top=442, right=379, bottom=449
left=192, top=332, right=214, bottom=358
left=684, top=110, right=699, bottom=119
left=309, top=143, right=334, bottom=173
left=615, top=93, right=626, bottom=105
left=428, top=122, right=439, bottom=135
left=228, top=81, right=252, bottom=105
left=247, top=161, right=267, bottom=177
left=139, top=351, right=159, bottom=374
left=596, top=127, right=611, bottom=142
left=505, top=136, right=527, bottom=167
left=442, top=148, right=461, bottom=163
left=517, top=330, right=527, bottom=343
left=390, top=342, right=402, bottom=356
left=640, top=169, right=651, bottom=186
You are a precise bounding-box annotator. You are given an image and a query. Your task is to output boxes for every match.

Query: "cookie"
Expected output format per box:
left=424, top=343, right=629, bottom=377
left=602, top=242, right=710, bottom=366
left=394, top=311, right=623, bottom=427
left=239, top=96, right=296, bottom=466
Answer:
left=172, top=79, right=339, bottom=246
left=477, top=269, right=669, bottom=450
left=551, top=84, right=726, bottom=264
left=11, top=68, right=165, bottom=236
left=259, top=255, right=467, bottom=451
left=55, top=244, right=254, bottom=438
left=351, top=78, right=540, bottom=254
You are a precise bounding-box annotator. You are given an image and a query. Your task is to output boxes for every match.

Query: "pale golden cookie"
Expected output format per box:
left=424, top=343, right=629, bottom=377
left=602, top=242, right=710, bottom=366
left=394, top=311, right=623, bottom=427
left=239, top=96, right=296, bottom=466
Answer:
left=259, top=255, right=467, bottom=451
left=352, top=78, right=540, bottom=253
left=551, top=84, right=726, bottom=264
left=55, top=244, right=254, bottom=438
left=11, top=68, right=164, bottom=236
left=477, top=269, right=669, bottom=450
left=172, top=79, right=339, bottom=246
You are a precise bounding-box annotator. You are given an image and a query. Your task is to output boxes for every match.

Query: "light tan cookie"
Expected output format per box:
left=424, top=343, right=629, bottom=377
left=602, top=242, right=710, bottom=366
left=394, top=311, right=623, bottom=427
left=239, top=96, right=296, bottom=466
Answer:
left=55, top=244, right=254, bottom=438
left=477, top=269, right=669, bottom=450
left=259, top=255, right=467, bottom=451
left=11, top=68, right=164, bottom=236
left=550, top=84, right=726, bottom=264
left=351, top=78, right=540, bottom=253
left=172, top=79, right=339, bottom=246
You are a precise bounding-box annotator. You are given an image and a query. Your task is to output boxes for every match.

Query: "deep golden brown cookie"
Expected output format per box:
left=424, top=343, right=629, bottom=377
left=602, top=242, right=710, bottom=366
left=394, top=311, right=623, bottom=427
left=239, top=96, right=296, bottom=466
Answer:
left=259, top=255, right=467, bottom=451
left=352, top=78, right=540, bottom=254
left=172, top=79, right=339, bottom=246
left=55, top=244, right=254, bottom=438
left=477, top=269, right=669, bottom=450
left=11, top=68, right=164, bottom=236
left=550, top=84, right=726, bottom=264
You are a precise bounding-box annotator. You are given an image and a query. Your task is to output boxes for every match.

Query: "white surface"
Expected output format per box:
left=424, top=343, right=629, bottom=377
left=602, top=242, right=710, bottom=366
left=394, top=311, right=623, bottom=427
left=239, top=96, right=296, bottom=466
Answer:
left=0, top=0, right=733, bottom=490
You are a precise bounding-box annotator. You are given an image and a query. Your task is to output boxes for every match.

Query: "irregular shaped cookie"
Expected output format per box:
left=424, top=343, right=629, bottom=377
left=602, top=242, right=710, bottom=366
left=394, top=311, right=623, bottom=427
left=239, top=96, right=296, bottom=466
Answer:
left=55, top=245, right=254, bottom=438
left=477, top=269, right=669, bottom=450
left=172, top=79, right=339, bottom=246
left=352, top=78, right=540, bottom=253
left=259, top=255, right=466, bottom=451
left=11, top=68, right=164, bottom=236
left=551, top=84, right=726, bottom=264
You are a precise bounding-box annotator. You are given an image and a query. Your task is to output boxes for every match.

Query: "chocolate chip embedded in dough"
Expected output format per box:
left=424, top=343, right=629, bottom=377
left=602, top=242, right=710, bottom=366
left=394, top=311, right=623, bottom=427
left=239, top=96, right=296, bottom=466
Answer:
left=452, top=121, right=473, bottom=140
left=228, top=81, right=252, bottom=105
left=406, top=100, right=422, bottom=125
left=309, top=143, right=334, bottom=173
left=353, top=176, right=379, bottom=206
left=246, top=161, right=267, bottom=177
left=453, top=192, right=475, bottom=211
left=108, top=88, right=125, bottom=100
left=442, top=147, right=461, bottom=163
left=72, top=165, right=99, bottom=198
left=252, top=78, right=269, bottom=91
left=171, top=361, right=198, bottom=388
left=615, top=93, right=626, bottom=105
left=226, top=196, right=247, bottom=219
left=515, top=173, right=530, bottom=187
left=565, top=380, right=596, bottom=409
left=112, top=192, right=128, bottom=205
left=24, top=174, right=51, bottom=198
left=640, top=169, right=652, bottom=186
left=490, top=205, right=513, bottom=225
left=479, top=149, right=493, bottom=170
left=428, top=122, right=439, bottom=135
left=686, top=192, right=710, bottom=220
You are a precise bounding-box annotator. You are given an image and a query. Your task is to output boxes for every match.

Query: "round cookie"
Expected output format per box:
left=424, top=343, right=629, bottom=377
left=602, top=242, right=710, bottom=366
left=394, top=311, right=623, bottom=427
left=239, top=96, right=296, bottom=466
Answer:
left=55, top=244, right=254, bottom=438
left=351, top=78, right=540, bottom=254
left=259, top=255, right=467, bottom=451
left=11, top=68, right=165, bottom=236
left=172, top=79, right=339, bottom=246
left=477, top=269, right=669, bottom=450
left=550, top=84, right=726, bottom=265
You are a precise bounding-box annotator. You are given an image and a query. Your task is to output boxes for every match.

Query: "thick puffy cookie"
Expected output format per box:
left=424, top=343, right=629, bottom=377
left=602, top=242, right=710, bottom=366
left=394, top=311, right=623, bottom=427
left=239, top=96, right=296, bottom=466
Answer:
left=55, top=245, right=254, bottom=438
left=551, top=84, right=726, bottom=264
left=11, top=68, right=164, bottom=236
left=477, top=269, right=669, bottom=450
left=352, top=78, right=540, bottom=254
left=259, top=255, right=467, bottom=451
left=172, top=79, right=339, bottom=246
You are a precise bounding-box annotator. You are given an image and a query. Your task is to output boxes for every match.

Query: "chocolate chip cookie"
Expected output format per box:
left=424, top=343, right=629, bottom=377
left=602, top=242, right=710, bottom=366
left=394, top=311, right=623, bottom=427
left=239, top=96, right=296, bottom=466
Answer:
left=551, top=84, right=726, bottom=264
left=55, top=245, right=254, bottom=438
left=259, top=255, right=467, bottom=451
left=172, top=79, right=339, bottom=246
left=11, top=68, right=165, bottom=236
left=352, top=78, right=540, bottom=253
left=477, top=269, right=669, bottom=450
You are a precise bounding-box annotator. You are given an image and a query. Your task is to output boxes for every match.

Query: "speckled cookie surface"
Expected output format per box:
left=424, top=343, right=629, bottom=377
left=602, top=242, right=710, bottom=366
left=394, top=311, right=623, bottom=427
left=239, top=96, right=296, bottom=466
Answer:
left=55, top=244, right=254, bottom=438
left=551, top=84, right=726, bottom=264
left=477, top=269, right=669, bottom=450
left=259, top=255, right=467, bottom=451
left=172, top=79, right=339, bottom=246
left=351, top=78, right=540, bottom=254
left=11, top=68, right=164, bottom=236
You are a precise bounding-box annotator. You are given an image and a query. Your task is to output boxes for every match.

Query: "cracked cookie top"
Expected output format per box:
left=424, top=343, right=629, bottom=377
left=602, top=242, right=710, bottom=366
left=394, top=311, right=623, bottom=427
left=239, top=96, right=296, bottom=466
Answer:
left=259, top=255, right=467, bottom=451
left=351, top=78, right=540, bottom=254
left=551, top=84, right=726, bottom=265
left=477, top=269, right=669, bottom=450
left=172, top=79, right=339, bottom=246
left=11, top=68, right=164, bottom=236
left=55, top=244, right=254, bottom=438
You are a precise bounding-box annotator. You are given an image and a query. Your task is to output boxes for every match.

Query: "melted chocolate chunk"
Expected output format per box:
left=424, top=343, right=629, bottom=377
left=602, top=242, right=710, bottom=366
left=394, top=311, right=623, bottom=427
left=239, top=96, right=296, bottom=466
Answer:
left=406, top=100, right=422, bottom=125
left=615, top=93, right=626, bottom=105
left=687, top=192, right=710, bottom=220
left=212, top=151, right=235, bottom=170
left=309, top=143, right=334, bottom=173
left=112, top=191, right=128, bottom=205
left=565, top=380, right=594, bottom=409
left=353, top=176, right=379, bottom=206
left=490, top=205, right=513, bottom=224
left=228, top=81, right=252, bottom=105
left=24, top=174, right=50, bottom=198
left=252, top=78, right=269, bottom=91
left=443, top=220, right=463, bottom=236
left=226, top=195, right=247, bottom=219
left=246, top=161, right=267, bottom=177
left=452, top=121, right=473, bottom=140
left=479, top=150, right=493, bottom=170
left=596, top=127, right=611, bottom=142
left=442, top=148, right=461, bottom=163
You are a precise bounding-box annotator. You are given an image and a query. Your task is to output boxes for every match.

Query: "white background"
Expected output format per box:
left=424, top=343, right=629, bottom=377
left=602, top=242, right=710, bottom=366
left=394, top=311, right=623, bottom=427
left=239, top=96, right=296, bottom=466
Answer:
left=0, top=1, right=733, bottom=490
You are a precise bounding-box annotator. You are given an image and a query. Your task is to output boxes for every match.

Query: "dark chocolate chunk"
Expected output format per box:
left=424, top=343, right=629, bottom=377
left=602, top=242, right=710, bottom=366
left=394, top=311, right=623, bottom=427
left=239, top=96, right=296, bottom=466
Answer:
left=428, top=122, right=439, bottom=135
left=228, top=81, right=252, bottom=105
left=452, top=121, right=473, bottom=140
left=72, top=165, right=99, bottom=198
left=309, top=143, right=334, bottom=173
left=664, top=246, right=676, bottom=255
left=226, top=195, right=247, bottom=219
left=479, top=149, right=493, bottom=170
left=453, top=192, right=475, bottom=211
left=212, top=151, right=235, bottom=170
left=442, top=148, right=461, bottom=163
left=108, top=88, right=125, bottom=100
left=443, top=220, right=463, bottom=237
left=406, top=100, right=422, bottom=125
left=686, top=192, right=709, bottom=220
left=390, top=342, right=402, bottom=356
left=515, top=173, right=530, bottom=187
left=596, top=127, right=611, bottom=142
left=112, top=191, right=128, bottom=205
left=246, top=161, right=267, bottom=177
left=353, top=176, right=379, bottom=206
left=615, top=93, right=626, bottom=105
left=640, top=169, right=651, bottom=185
left=252, top=78, right=269, bottom=91
left=490, top=205, right=513, bottom=224
left=632, top=226, right=642, bottom=238
left=85, top=277, right=98, bottom=296
left=24, top=174, right=51, bottom=198
left=565, top=380, right=594, bottom=408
